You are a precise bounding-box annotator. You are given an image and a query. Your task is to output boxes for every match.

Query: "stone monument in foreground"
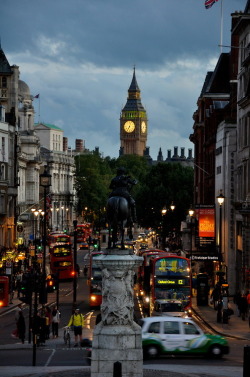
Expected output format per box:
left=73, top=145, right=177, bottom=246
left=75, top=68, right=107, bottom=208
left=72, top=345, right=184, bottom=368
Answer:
left=91, top=248, right=143, bottom=377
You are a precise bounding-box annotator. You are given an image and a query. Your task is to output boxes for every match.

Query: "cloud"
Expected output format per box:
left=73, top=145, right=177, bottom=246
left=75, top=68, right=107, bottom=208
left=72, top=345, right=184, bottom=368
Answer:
left=0, top=0, right=245, bottom=159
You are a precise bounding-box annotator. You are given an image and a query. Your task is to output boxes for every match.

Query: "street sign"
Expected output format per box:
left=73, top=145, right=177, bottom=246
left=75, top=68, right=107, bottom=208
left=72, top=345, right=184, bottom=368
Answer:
left=37, top=253, right=43, bottom=258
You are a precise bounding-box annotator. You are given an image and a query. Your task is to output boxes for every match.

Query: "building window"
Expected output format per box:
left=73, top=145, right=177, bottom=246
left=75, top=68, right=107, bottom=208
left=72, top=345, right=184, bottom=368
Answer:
left=1, top=77, right=7, bottom=88
left=216, top=166, right=221, bottom=175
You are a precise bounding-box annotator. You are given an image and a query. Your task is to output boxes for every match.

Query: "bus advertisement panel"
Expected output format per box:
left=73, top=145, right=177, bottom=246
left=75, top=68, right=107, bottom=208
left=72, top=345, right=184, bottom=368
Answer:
left=49, top=242, right=74, bottom=280
left=88, top=251, right=103, bottom=308
left=148, top=255, right=191, bottom=316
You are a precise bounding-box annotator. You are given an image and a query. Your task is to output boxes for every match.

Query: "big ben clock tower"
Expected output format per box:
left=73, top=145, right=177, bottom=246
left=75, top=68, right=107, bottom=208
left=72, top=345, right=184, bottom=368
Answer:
left=120, top=68, right=148, bottom=156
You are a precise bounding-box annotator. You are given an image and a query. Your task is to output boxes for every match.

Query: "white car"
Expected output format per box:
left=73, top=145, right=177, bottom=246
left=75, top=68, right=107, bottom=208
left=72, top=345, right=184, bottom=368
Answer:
left=153, top=299, right=191, bottom=318
left=140, top=316, right=229, bottom=359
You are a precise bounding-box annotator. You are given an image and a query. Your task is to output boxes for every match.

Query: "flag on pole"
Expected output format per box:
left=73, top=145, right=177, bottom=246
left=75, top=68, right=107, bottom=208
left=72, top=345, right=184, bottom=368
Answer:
left=33, top=94, right=40, bottom=99
left=205, top=0, right=218, bottom=9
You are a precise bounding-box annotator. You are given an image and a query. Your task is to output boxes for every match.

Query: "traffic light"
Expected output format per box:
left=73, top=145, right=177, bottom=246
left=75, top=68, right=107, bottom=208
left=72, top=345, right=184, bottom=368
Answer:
left=93, top=238, right=98, bottom=249
left=46, top=275, right=58, bottom=293
left=19, top=273, right=32, bottom=304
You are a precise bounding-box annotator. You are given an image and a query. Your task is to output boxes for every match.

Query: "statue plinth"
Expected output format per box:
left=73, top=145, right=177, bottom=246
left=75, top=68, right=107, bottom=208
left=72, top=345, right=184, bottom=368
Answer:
left=91, top=249, right=143, bottom=377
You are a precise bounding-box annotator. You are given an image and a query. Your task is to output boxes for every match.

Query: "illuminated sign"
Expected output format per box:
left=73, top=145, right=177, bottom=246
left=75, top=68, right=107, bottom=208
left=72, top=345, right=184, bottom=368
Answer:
left=156, top=278, right=185, bottom=285
left=198, top=208, right=215, bottom=238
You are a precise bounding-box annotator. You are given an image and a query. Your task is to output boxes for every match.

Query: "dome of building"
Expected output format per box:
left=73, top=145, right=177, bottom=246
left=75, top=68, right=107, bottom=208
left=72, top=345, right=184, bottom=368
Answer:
left=18, top=80, right=30, bottom=99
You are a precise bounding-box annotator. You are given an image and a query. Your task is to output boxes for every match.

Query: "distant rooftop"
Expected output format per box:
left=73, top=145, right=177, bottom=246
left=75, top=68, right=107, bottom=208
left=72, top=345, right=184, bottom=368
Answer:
left=34, top=122, right=63, bottom=131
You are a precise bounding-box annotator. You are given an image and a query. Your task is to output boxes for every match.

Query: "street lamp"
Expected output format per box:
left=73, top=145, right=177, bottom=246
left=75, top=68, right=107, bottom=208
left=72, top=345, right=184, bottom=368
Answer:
left=217, top=191, right=225, bottom=271
left=170, top=202, right=175, bottom=211
left=39, top=165, right=52, bottom=304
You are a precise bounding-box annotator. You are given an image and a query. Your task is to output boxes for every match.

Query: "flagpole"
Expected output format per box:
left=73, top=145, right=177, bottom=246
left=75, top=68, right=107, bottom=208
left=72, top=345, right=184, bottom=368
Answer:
left=220, top=0, right=224, bottom=53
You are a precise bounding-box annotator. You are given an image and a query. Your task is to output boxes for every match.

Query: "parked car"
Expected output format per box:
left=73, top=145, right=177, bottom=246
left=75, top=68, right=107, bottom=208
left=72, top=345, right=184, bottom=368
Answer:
left=140, top=316, right=229, bottom=359
left=153, top=299, right=192, bottom=318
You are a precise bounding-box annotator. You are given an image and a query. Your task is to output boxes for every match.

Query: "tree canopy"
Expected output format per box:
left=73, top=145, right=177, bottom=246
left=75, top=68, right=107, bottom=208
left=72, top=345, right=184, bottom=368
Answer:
left=74, top=153, right=193, bottom=233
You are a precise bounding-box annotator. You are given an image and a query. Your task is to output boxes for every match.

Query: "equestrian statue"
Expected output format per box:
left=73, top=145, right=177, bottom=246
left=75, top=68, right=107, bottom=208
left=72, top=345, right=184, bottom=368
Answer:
left=107, top=167, right=137, bottom=249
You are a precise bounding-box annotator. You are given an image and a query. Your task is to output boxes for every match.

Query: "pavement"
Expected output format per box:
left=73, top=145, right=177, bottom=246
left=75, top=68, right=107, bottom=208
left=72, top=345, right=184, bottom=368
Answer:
left=0, top=296, right=249, bottom=377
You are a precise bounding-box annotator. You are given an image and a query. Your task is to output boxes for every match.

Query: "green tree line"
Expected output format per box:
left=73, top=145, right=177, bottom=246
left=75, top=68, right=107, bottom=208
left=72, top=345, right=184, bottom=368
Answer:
left=74, top=152, right=193, bottom=233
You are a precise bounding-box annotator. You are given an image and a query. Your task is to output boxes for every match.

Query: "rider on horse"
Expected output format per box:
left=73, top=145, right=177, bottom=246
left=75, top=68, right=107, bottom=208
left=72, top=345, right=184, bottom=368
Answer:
left=109, top=167, right=137, bottom=223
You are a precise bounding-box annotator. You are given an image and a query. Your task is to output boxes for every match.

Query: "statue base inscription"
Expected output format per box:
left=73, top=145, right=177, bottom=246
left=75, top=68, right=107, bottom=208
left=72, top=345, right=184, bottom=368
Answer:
left=90, top=250, right=143, bottom=377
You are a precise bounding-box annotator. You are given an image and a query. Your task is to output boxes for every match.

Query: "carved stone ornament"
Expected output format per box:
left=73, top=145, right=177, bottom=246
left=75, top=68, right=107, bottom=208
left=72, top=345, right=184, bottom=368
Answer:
left=101, top=267, right=134, bottom=325
left=93, top=253, right=143, bottom=326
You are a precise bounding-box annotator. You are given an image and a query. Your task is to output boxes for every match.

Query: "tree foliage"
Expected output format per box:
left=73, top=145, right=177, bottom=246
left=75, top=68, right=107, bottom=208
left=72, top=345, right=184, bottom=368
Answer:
left=136, top=163, right=194, bottom=230
left=74, top=153, right=193, bottom=233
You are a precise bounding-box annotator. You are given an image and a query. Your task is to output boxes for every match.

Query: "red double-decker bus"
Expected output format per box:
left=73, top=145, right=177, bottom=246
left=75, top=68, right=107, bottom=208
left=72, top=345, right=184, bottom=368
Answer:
left=137, top=249, right=167, bottom=313
left=145, top=254, right=192, bottom=316
left=88, top=251, right=103, bottom=308
left=49, top=242, right=74, bottom=280
left=48, top=233, right=71, bottom=248
left=76, top=223, right=92, bottom=243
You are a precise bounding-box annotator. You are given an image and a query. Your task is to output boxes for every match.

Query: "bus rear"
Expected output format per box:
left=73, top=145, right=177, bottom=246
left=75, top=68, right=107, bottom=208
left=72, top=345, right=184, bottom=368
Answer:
left=76, top=224, right=92, bottom=246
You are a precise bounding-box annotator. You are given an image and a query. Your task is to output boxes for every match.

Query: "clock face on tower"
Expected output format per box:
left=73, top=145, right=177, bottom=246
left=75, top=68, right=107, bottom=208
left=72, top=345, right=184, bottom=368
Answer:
left=124, top=121, right=135, bottom=133
left=141, top=121, right=147, bottom=133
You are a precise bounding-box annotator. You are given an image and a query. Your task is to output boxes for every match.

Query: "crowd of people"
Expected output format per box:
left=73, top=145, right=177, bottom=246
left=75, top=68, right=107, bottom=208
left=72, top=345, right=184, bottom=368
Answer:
left=13, top=304, right=61, bottom=345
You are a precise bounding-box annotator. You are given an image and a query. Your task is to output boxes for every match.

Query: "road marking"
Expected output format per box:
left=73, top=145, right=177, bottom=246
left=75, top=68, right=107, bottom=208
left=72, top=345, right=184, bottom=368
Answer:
left=45, top=348, right=56, bottom=366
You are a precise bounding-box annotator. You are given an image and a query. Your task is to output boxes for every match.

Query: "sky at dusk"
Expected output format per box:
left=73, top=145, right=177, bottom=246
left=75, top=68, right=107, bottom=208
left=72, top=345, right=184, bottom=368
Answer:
left=0, top=0, right=246, bottom=159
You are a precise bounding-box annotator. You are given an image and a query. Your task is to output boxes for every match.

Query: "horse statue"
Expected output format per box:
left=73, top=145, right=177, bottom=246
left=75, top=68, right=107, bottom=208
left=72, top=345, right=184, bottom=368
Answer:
left=106, top=196, right=132, bottom=250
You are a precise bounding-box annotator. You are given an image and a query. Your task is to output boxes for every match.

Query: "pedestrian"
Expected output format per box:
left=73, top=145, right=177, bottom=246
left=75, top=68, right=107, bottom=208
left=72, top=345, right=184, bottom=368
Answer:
left=17, top=311, right=26, bottom=344
left=233, top=290, right=242, bottom=317
left=240, top=293, right=248, bottom=320
left=211, top=284, right=220, bottom=310
left=45, top=306, right=52, bottom=339
left=15, top=303, right=23, bottom=324
left=83, top=265, right=88, bottom=277
left=246, top=291, right=250, bottom=316
left=67, top=308, right=85, bottom=347
left=16, top=278, right=22, bottom=298
left=51, top=305, right=60, bottom=338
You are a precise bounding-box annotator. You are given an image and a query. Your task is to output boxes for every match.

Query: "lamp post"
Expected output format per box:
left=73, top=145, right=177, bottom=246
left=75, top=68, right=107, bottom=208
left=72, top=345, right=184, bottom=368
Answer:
left=31, top=207, right=36, bottom=243
left=216, top=191, right=225, bottom=274
left=161, top=206, right=167, bottom=249
left=188, top=207, right=194, bottom=265
left=39, top=166, right=52, bottom=304
left=66, top=208, right=69, bottom=232
left=188, top=207, right=194, bottom=297
left=216, top=191, right=225, bottom=323
left=61, top=206, right=64, bottom=231
left=56, top=207, right=59, bottom=230
left=34, top=210, right=39, bottom=243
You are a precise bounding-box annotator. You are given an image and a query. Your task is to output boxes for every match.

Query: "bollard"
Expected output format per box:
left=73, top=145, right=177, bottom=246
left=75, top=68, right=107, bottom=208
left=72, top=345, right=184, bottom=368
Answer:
left=243, top=345, right=250, bottom=377
left=113, top=361, right=122, bottom=377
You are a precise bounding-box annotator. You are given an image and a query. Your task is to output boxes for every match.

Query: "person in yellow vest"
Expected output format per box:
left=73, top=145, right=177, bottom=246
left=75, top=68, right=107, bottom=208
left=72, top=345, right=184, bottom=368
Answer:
left=67, top=308, right=85, bottom=347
